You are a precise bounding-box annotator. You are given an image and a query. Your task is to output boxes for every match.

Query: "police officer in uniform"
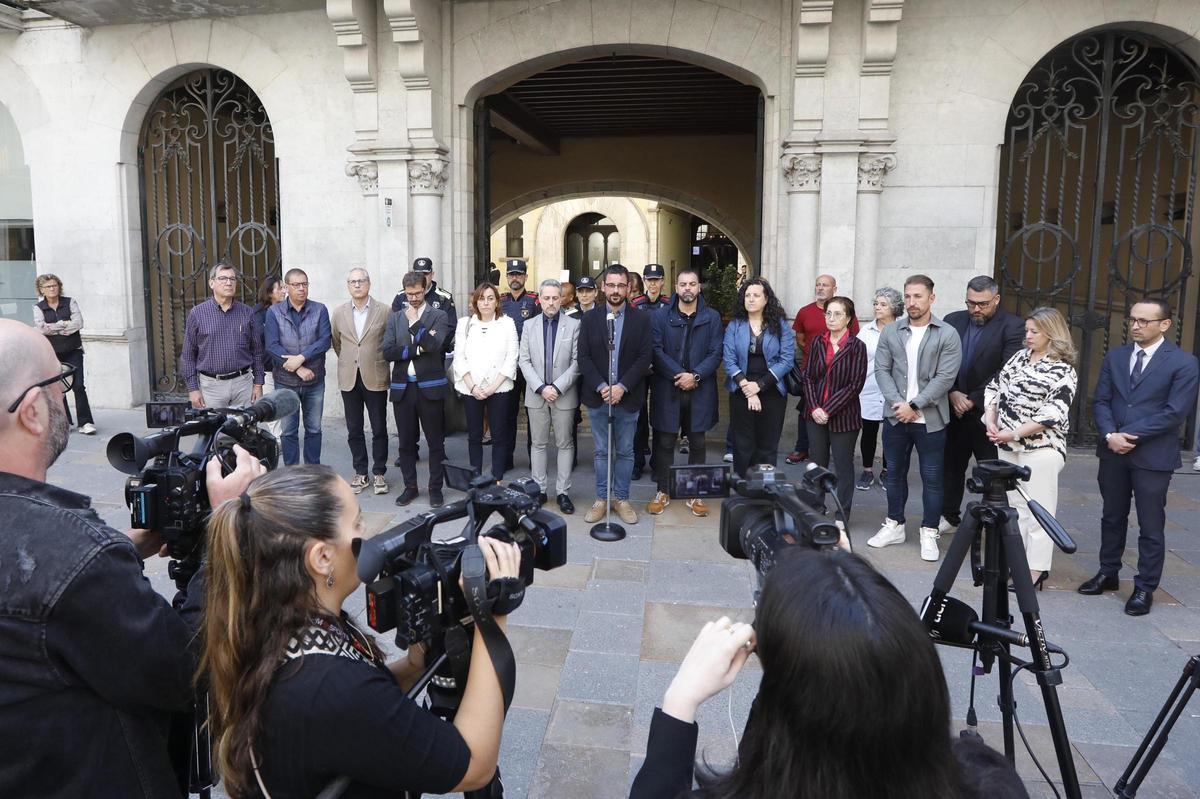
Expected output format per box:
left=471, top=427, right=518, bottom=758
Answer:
left=574, top=274, right=599, bottom=316
left=391, top=257, right=458, bottom=465
left=500, top=258, right=540, bottom=471
left=630, top=264, right=670, bottom=480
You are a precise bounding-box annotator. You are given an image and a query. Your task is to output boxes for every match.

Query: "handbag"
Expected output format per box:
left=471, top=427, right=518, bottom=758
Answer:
left=784, top=360, right=805, bottom=397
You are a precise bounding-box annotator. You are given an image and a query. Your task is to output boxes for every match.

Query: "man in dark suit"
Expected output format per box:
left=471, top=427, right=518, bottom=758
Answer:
left=578, top=264, right=654, bottom=526
left=1079, top=297, right=1199, bottom=615
left=383, top=271, right=454, bottom=508
left=940, top=275, right=1024, bottom=532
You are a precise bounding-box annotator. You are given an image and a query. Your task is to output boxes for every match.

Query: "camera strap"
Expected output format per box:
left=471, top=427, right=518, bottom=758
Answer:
left=461, top=544, right=517, bottom=713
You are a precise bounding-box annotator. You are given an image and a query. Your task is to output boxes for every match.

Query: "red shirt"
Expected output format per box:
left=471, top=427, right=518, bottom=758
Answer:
left=792, top=301, right=859, bottom=366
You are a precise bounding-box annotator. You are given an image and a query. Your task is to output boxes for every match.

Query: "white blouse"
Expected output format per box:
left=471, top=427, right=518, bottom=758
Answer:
left=857, top=320, right=886, bottom=421
left=451, top=314, right=518, bottom=395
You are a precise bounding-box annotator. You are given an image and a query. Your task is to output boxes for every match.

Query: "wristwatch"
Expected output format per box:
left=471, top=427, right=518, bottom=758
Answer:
left=908, top=401, right=919, bottom=412
left=692, top=373, right=701, bottom=385
left=1105, top=432, right=1114, bottom=441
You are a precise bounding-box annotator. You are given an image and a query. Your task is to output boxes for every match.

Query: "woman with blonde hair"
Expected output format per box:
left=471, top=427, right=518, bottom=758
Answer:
left=984, top=307, right=1078, bottom=588
left=199, top=465, right=520, bottom=798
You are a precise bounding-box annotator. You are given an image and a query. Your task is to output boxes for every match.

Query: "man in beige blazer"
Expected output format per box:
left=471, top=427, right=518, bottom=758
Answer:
left=331, top=268, right=392, bottom=494
left=518, top=279, right=580, bottom=514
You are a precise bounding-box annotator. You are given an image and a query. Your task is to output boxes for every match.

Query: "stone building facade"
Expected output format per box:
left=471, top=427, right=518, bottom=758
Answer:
left=0, top=0, right=1197, bottom=432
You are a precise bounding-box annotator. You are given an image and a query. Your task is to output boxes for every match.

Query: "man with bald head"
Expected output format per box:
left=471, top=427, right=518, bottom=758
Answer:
left=786, top=274, right=859, bottom=464
left=0, top=319, right=262, bottom=797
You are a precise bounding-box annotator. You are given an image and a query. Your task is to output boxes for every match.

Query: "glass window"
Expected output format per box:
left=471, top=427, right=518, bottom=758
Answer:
left=506, top=219, right=524, bottom=258
left=0, top=101, right=36, bottom=323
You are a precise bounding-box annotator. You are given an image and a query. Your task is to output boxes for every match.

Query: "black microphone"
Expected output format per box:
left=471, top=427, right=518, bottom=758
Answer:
left=802, top=461, right=837, bottom=492
left=242, top=388, right=301, bottom=423
left=922, top=594, right=1064, bottom=654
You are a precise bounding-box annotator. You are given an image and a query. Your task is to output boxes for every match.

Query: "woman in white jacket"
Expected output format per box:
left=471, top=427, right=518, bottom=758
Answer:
left=452, top=283, right=519, bottom=480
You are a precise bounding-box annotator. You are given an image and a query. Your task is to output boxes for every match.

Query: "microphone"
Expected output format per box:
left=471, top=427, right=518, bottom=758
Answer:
left=802, top=461, right=837, bottom=492
left=922, top=594, right=1064, bottom=654
left=229, top=388, right=301, bottom=425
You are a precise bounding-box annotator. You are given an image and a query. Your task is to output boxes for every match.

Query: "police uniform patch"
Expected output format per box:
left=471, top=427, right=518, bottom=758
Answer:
left=522, top=309, right=530, bottom=318
left=432, top=301, right=441, bottom=308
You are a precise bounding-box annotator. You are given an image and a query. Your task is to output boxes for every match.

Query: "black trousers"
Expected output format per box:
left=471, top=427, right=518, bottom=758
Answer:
left=791, top=393, right=809, bottom=453
left=1098, top=456, right=1173, bottom=592
left=635, top=390, right=656, bottom=472
left=860, top=418, right=887, bottom=470
left=941, top=406, right=997, bottom=524
left=59, top=349, right=94, bottom=426
left=504, top=372, right=530, bottom=470
left=730, top=388, right=786, bottom=477
left=393, top=386, right=446, bottom=490
left=342, top=373, right=389, bottom=476
left=808, top=421, right=859, bottom=521
left=464, top=391, right=516, bottom=481
left=653, top=394, right=707, bottom=493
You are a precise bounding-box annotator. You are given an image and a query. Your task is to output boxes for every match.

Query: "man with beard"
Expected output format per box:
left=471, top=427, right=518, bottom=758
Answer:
left=0, top=319, right=262, bottom=798
left=939, top=276, right=1023, bottom=535
left=645, top=269, right=723, bottom=517
left=499, top=258, right=541, bottom=471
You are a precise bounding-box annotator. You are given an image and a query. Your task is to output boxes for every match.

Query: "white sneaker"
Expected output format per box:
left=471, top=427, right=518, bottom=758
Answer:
left=723, top=452, right=733, bottom=463
left=920, top=527, right=941, bottom=561
left=937, top=517, right=956, bottom=535
left=1193, top=455, right=1200, bottom=472
left=867, top=518, right=905, bottom=548
left=79, top=423, right=97, bottom=435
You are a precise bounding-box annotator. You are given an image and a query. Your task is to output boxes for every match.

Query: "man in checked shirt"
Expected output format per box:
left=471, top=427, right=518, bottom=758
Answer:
left=180, top=261, right=265, bottom=409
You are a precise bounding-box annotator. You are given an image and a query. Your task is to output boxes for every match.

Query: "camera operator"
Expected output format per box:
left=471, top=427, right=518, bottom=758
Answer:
left=199, top=465, right=521, bottom=798
left=630, top=546, right=1027, bottom=799
left=0, top=319, right=262, bottom=798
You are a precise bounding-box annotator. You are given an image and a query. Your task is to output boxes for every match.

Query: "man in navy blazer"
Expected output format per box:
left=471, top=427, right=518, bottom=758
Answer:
left=1079, top=298, right=1199, bottom=615
left=578, top=264, right=654, bottom=525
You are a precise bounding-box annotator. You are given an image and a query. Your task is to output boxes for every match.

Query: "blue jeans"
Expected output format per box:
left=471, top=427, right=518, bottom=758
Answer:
left=588, top=404, right=638, bottom=500
left=280, top=379, right=325, bottom=465
left=882, top=421, right=945, bottom=528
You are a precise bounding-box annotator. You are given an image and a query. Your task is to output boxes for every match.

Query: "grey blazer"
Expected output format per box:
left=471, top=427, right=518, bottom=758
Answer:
left=518, top=312, right=581, bottom=410
left=874, top=313, right=962, bottom=432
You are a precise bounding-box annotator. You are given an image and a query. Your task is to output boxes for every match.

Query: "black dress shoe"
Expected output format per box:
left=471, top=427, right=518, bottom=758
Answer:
left=557, top=494, right=575, bottom=514
left=395, top=486, right=418, bottom=506
left=429, top=489, right=444, bottom=508
left=631, top=467, right=644, bottom=481
left=1078, top=572, right=1120, bottom=595
left=1125, top=589, right=1153, bottom=616
left=538, top=492, right=549, bottom=505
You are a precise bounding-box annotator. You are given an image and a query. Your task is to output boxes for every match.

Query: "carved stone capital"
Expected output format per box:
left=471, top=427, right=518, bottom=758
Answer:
left=408, top=159, right=448, bottom=195
left=857, top=154, right=897, bottom=192
left=782, top=155, right=822, bottom=193
left=345, top=159, right=379, bottom=194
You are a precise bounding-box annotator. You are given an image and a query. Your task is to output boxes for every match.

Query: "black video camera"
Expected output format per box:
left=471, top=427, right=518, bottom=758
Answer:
left=355, top=463, right=568, bottom=649
left=106, top=390, right=296, bottom=589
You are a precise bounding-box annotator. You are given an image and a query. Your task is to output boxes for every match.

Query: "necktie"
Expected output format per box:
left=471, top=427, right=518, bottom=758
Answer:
left=1131, top=349, right=1145, bottom=386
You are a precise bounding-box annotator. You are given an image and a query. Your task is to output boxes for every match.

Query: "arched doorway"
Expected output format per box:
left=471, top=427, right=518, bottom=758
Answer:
left=564, top=213, right=620, bottom=283
left=994, top=30, right=1200, bottom=443
left=139, top=68, right=281, bottom=397
left=0, top=100, right=35, bottom=323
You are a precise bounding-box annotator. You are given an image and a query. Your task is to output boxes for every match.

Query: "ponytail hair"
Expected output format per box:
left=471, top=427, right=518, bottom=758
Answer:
left=199, top=465, right=344, bottom=798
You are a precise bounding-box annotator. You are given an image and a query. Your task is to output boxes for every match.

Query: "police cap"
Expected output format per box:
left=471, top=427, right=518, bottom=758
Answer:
left=412, top=257, right=434, bottom=273
left=576, top=275, right=597, bottom=290
left=642, top=263, right=665, bottom=279
left=506, top=258, right=528, bottom=274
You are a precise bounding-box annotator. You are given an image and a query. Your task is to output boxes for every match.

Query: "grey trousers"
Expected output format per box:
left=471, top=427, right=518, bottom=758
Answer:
left=528, top=403, right=575, bottom=495
left=198, top=371, right=254, bottom=409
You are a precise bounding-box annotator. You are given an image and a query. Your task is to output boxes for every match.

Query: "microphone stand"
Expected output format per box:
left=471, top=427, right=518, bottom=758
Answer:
left=591, top=310, right=626, bottom=542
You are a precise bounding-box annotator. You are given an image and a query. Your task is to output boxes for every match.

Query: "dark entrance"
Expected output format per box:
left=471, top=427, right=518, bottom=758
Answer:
left=995, top=31, right=1200, bottom=444
left=563, top=213, right=621, bottom=283
left=139, top=68, right=281, bottom=397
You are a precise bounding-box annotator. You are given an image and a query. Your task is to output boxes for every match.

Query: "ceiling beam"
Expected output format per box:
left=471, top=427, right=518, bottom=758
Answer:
left=489, top=92, right=560, bottom=156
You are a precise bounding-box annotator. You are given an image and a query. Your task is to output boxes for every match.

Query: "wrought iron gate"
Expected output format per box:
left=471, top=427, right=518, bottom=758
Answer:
left=139, top=68, right=281, bottom=397
left=996, top=32, right=1200, bottom=445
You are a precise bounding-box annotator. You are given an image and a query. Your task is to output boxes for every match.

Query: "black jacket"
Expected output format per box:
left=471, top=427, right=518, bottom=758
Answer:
left=577, top=303, right=654, bottom=410
left=0, top=472, right=197, bottom=798
left=382, top=305, right=453, bottom=401
left=944, top=308, right=1024, bottom=406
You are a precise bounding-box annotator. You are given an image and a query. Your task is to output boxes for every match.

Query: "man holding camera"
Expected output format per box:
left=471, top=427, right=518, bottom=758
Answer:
left=0, top=319, right=261, bottom=798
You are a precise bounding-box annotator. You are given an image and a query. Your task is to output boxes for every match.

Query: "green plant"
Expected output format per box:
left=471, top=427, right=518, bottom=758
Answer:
left=703, top=262, right=740, bottom=316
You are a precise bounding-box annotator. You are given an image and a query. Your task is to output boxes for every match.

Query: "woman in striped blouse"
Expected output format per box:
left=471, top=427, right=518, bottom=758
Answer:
left=984, top=307, right=1078, bottom=588
left=802, top=295, right=868, bottom=525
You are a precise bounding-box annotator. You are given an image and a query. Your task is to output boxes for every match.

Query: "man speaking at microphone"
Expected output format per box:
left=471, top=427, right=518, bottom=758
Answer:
left=577, top=264, right=653, bottom=526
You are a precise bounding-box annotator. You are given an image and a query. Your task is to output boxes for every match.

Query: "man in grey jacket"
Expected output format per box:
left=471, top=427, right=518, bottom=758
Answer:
left=867, top=274, right=962, bottom=561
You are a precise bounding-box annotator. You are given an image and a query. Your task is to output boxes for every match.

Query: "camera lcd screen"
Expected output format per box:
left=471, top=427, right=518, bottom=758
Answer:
left=145, top=401, right=188, bottom=429
left=668, top=464, right=732, bottom=500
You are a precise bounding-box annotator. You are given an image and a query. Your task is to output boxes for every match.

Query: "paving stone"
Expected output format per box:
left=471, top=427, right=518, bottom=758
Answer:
left=582, top=579, right=646, bottom=617
left=527, top=743, right=631, bottom=799
left=644, top=560, right=755, bottom=606
left=517, top=585, right=584, bottom=629
left=649, top=520, right=732, bottom=563
left=512, top=663, right=562, bottom=712
left=570, top=611, right=644, bottom=656
left=591, top=558, right=647, bottom=582
left=544, top=700, right=633, bottom=750
left=557, top=651, right=640, bottom=705
left=528, top=561, right=591, bottom=589
left=507, top=625, right=573, bottom=667
left=641, top=602, right=754, bottom=662
left=1074, top=739, right=1196, bottom=799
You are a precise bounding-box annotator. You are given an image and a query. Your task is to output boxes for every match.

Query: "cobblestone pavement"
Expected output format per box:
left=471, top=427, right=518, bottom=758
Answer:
left=47, top=409, right=1200, bottom=798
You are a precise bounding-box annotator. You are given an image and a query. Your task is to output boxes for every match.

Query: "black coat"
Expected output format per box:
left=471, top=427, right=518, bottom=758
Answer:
left=649, top=295, right=723, bottom=432
left=943, top=308, right=1024, bottom=406
left=382, top=305, right=453, bottom=401
left=577, top=304, right=654, bottom=410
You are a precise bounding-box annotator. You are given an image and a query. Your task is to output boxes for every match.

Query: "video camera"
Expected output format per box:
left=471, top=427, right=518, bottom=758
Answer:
left=669, top=463, right=842, bottom=596
left=356, top=463, right=568, bottom=649
left=106, top=390, right=296, bottom=589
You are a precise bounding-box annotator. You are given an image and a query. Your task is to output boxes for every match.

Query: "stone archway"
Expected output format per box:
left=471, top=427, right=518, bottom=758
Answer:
left=521, top=196, right=651, bottom=284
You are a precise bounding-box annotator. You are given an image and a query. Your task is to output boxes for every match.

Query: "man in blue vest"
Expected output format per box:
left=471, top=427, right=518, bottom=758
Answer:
left=265, top=268, right=332, bottom=465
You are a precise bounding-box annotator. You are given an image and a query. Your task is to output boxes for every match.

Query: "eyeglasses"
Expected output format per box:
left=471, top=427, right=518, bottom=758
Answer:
left=213, top=275, right=238, bottom=284
left=288, top=282, right=309, bottom=289
left=7, top=362, right=75, bottom=413
left=347, top=279, right=369, bottom=286
left=1128, top=317, right=1165, bottom=327
left=824, top=310, right=846, bottom=318
left=965, top=298, right=996, bottom=309
left=404, top=293, right=425, bottom=302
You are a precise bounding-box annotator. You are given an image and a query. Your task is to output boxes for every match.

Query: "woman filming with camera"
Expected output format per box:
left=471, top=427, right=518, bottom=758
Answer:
left=631, top=546, right=1027, bottom=799
left=199, top=465, right=520, bottom=798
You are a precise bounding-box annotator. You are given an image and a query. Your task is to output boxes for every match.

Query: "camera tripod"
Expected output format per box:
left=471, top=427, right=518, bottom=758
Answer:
left=921, top=460, right=1081, bottom=798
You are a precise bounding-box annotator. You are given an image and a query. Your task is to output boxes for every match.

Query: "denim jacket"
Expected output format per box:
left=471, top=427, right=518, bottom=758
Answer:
left=722, top=317, right=795, bottom=396
left=0, top=472, right=196, bottom=798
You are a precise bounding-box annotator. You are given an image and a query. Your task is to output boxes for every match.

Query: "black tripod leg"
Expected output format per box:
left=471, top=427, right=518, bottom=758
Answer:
left=1115, top=655, right=1200, bottom=798
left=930, top=506, right=982, bottom=595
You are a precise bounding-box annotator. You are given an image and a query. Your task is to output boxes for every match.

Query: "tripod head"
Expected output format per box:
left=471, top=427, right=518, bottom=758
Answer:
left=966, top=460, right=1077, bottom=554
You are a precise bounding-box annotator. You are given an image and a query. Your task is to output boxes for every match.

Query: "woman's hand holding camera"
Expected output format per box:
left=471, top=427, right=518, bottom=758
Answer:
left=662, top=617, right=756, bottom=723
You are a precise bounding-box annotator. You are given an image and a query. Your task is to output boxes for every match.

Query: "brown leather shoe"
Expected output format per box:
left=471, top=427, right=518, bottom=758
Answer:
left=615, top=500, right=638, bottom=525
left=647, top=491, right=670, bottom=515
left=584, top=499, right=608, bottom=523
left=686, top=498, right=709, bottom=517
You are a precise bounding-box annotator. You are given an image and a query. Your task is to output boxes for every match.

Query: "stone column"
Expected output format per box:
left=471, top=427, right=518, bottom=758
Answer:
left=408, top=157, right=448, bottom=264
left=782, top=154, right=821, bottom=314
left=853, top=154, right=896, bottom=317
left=345, top=159, right=380, bottom=272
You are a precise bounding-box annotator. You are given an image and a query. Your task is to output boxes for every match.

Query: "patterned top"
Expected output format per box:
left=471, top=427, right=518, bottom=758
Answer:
left=180, top=298, right=265, bottom=390
left=984, top=348, right=1078, bottom=459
